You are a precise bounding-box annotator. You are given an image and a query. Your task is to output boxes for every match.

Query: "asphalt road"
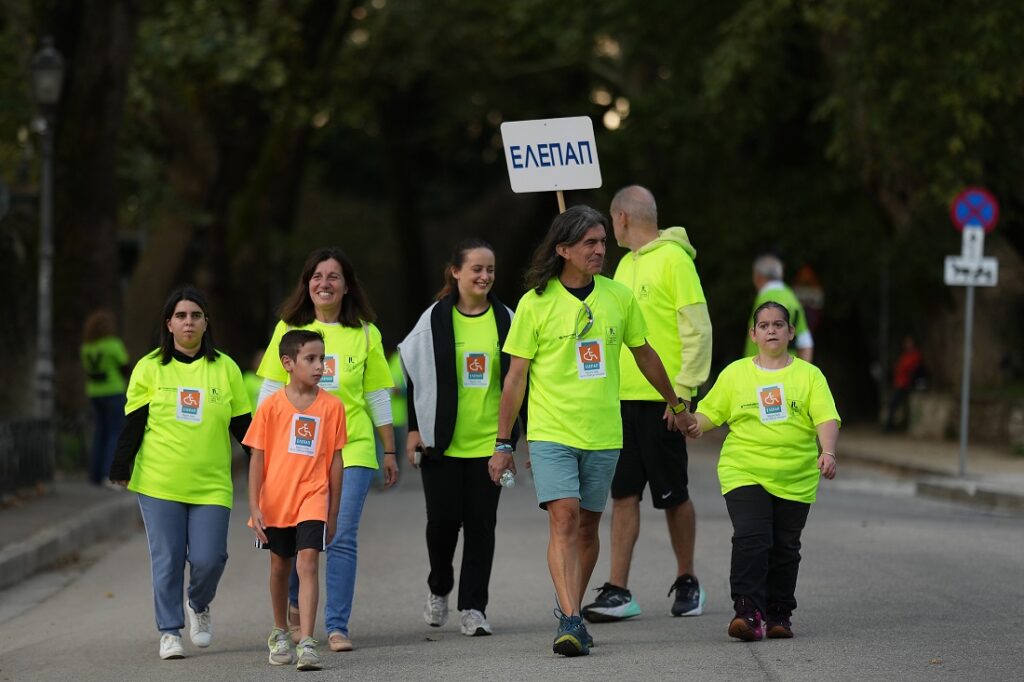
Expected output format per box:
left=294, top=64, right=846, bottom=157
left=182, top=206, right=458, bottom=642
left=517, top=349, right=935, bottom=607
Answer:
left=1, top=438, right=1021, bottom=681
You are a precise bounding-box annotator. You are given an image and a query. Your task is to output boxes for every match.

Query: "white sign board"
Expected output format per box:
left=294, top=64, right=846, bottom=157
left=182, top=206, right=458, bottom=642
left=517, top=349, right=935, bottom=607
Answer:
left=944, top=256, right=998, bottom=287
left=500, top=116, right=602, bottom=193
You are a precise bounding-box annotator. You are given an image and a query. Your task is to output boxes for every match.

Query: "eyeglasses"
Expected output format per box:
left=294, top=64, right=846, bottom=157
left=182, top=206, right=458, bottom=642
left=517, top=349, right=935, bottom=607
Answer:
left=575, top=302, right=594, bottom=339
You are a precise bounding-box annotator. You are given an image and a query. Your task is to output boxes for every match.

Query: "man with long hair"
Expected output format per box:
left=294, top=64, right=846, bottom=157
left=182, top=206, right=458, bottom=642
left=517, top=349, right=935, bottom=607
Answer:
left=489, top=205, right=698, bottom=657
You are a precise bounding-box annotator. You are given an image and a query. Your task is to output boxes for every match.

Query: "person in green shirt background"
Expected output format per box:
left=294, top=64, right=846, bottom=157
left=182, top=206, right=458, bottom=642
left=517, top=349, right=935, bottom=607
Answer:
left=80, top=308, right=129, bottom=486
left=744, top=254, right=814, bottom=362
left=693, top=301, right=839, bottom=642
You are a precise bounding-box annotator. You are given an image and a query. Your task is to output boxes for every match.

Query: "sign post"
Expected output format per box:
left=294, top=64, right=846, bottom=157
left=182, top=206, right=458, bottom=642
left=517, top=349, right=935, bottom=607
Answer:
left=944, top=187, right=999, bottom=476
left=500, top=116, right=602, bottom=213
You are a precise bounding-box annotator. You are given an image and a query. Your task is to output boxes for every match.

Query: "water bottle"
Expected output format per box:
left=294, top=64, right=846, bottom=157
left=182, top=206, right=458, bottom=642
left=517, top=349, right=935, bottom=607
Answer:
left=500, top=469, right=516, bottom=489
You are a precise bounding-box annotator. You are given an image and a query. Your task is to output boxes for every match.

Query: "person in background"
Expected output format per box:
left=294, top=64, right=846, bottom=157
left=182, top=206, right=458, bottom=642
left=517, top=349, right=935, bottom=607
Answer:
left=399, top=238, right=522, bottom=638
left=81, top=308, right=129, bottom=486
left=243, top=349, right=265, bottom=413
left=692, top=301, right=839, bottom=641
left=745, top=255, right=813, bottom=362
left=109, top=286, right=251, bottom=660
left=256, top=246, right=395, bottom=653
left=583, top=186, right=712, bottom=624
left=884, top=335, right=923, bottom=432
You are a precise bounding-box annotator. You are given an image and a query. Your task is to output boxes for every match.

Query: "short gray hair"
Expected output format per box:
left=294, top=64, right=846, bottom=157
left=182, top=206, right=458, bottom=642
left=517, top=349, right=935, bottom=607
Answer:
left=610, top=185, right=657, bottom=225
left=753, top=254, right=783, bottom=280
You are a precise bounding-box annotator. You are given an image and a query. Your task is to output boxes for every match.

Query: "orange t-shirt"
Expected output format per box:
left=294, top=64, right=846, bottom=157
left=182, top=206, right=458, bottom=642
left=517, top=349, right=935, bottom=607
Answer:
left=243, top=388, right=347, bottom=527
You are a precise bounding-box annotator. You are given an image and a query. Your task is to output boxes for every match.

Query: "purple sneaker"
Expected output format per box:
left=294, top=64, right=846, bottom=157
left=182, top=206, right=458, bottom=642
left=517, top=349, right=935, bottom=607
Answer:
left=728, top=597, right=764, bottom=641
left=766, top=605, right=793, bottom=639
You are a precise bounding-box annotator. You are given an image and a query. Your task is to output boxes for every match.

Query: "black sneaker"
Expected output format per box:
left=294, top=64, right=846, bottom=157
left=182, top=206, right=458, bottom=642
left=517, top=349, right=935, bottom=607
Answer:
left=765, top=605, right=793, bottom=639
left=581, top=583, right=641, bottom=623
left=668, top=574, right=705, bottom=616
left=552, top=609, right=590, bottom=657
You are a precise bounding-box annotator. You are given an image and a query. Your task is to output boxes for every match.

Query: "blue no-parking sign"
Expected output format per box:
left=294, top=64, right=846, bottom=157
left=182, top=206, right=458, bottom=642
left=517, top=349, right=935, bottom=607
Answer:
left=949, top=187, right=999, bottom=232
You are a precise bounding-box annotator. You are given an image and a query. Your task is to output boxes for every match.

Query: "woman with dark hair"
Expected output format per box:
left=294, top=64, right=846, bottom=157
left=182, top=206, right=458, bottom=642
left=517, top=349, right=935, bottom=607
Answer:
left=109, top=286, right=252, bottom=660
left=256, top=247, right=396, bottom=653
left=398, top=239, right=524, bottom=637
left=81, top=308, right=129, bottom=485
left=692, top=301, right=839, bottom=641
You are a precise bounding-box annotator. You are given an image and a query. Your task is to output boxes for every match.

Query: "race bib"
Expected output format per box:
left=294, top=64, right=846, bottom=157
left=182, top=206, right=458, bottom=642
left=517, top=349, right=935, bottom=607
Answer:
left=462, top=351, right=489, bottom=388
left=576, top=339, right=606, bottom=379
left=757, top=384, right=788, bottom=423
left=176, top=387, right=203, bottom=423
left=289, top=413, right=321, bottom=457
left=319, top=355, right=339, bottom=390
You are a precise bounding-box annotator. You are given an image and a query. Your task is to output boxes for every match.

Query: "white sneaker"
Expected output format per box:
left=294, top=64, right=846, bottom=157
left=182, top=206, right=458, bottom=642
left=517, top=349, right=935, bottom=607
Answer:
left=460, top=609, right=493, bottom=636
left=186, top=603, right=213, bottom=647
left=159, top=633, right=185, bottom=660
left=424, top=592, right=449, bottom=627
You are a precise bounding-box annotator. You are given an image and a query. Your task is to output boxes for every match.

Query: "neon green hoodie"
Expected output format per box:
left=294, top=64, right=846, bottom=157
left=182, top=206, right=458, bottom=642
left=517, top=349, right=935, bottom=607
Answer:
left=614, top=227, right=713, bottom=401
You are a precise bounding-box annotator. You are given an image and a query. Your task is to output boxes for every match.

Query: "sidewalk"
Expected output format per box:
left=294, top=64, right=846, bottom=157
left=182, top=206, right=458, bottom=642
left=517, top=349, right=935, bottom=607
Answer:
left=1, top=427, right=1021, bottom=592
left=0, top=476, right=139, bottom=591
left=841, top=426, right=1024, bottom=511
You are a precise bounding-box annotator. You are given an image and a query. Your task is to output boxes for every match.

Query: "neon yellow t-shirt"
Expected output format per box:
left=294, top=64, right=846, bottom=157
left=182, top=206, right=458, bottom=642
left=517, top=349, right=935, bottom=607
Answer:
left=81, top=336, right=128, bottom=397
left=126, top=350, right=251, bottom=508
left=696, top=357, right=840, bottom=503
left=503, top=276, right=647, bottom=450
left=614, top=231, right=706, bottom=401
left=257, top=320, right=393, bottom=469
left=447, top=307, right=501, bottom=458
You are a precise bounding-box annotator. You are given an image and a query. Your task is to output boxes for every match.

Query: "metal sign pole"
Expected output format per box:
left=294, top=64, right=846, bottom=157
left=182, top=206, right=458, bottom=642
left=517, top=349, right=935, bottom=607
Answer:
left=958, top=284, right=975, bottom=477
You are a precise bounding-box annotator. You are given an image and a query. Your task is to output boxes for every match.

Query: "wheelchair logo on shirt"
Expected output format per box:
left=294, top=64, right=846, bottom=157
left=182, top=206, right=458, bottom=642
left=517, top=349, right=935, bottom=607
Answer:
left=290, top=414, right=320, bottom=457
left=463, top=352, right=489, bottom=388
left=176, top=387, right=203, bottom=423
left=319, top=355, right=339, bottom=390
left=757, top=385, right=788, bottom=423
left=576, top=339, right=606, bottom=379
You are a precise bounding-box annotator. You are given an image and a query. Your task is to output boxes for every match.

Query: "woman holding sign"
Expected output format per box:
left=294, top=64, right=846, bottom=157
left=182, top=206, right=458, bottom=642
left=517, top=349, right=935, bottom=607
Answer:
left=690, top=301, right=839, bottom=641
left=256, top=247, right=396, bottom=652
left=109, top=286, right=251, bottom=660
left=399, top=239, right=522, bottom=637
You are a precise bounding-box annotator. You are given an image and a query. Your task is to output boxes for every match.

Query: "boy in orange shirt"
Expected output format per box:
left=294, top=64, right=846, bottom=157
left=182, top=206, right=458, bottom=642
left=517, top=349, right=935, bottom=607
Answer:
left=244, top=330, right=345, bottom=671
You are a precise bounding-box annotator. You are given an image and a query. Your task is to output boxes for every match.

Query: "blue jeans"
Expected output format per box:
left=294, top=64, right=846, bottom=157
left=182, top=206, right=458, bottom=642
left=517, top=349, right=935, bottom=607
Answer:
left=137, top=494, right=231, bottom=635
left=289, top=466, right=374, bottom=635
left=89, top=394, right=125, bottom=484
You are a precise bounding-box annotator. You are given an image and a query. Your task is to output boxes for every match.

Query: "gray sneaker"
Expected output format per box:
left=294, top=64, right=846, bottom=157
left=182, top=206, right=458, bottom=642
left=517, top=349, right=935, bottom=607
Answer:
left=459, top=609, right=493, bottom=636
left=424, top=592, right=449, bottom=627
left=186, top=603, right=213, bottom=647
left=267, top=627, right=294, bottom=666
left=295, top=637, right=323, bottom=671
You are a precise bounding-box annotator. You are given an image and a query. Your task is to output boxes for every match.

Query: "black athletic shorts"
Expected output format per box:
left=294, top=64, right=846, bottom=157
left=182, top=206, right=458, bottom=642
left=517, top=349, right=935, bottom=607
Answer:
left=256, top=520, right=327, bottom=558
left=611, top=400, right=690, bottom=509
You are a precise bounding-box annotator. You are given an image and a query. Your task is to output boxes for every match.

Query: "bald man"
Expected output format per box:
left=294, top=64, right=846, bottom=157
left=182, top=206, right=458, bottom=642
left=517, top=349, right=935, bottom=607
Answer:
left=582, top=185, right=712, bottom=623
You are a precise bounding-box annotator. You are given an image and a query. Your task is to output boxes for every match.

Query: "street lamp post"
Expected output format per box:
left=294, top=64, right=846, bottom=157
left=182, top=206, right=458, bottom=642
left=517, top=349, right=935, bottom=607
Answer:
left=31, top=37, right=64, bottom=448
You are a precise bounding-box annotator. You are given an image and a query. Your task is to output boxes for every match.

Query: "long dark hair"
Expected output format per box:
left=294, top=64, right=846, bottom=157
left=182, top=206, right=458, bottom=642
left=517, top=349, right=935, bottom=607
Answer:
left=278, top=247, right=376, bottom=328
left=523, top=205, right=609, bottom=295
left=156, top=286, right=220, bottom=364
left=434, top=238, right=495, bottom=301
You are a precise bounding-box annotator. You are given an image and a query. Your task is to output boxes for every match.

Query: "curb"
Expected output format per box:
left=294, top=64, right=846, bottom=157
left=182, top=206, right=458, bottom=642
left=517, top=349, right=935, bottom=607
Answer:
left=915, top=479, right=1024, bottom=511
left=843, top=448, right=1024, bottom=511
left=0, top=493, right=140, bottom=591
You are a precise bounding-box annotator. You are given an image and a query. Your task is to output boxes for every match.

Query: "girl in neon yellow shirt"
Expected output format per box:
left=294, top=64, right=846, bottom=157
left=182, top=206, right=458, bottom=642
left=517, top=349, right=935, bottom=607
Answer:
left=693, top=301, right=839, bottom=642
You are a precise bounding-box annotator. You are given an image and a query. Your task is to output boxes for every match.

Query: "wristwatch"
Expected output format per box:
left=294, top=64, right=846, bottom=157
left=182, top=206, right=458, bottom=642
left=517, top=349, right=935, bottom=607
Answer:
left=669, top=397, right=689, bottom=415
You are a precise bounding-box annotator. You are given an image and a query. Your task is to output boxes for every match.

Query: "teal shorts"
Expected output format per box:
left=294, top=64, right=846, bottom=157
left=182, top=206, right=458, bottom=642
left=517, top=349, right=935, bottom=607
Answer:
left=528, top=441, right=619, bottom=512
